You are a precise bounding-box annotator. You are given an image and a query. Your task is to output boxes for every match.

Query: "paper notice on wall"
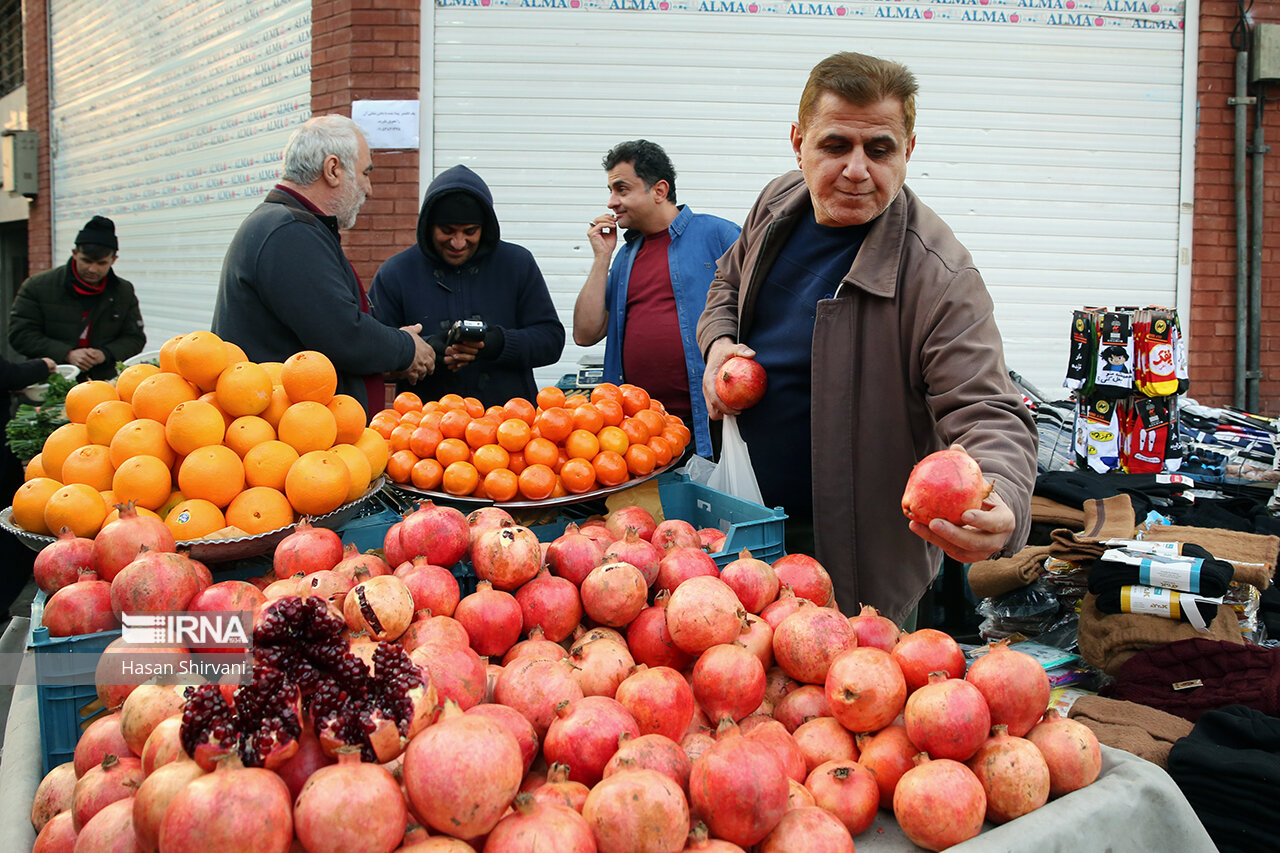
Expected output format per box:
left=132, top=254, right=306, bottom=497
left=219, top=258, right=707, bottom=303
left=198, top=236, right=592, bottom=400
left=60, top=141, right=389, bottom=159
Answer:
left=352, top=100, right=420, bottom=150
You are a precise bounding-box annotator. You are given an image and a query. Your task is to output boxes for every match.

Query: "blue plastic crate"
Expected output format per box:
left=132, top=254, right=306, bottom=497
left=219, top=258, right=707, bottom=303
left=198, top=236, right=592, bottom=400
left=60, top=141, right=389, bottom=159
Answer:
left=336, top=506, right=401, bottom=554
left=657, top=474, right=788, bottom=568
left=28, top=593, right=120, bottom=776
left=526, top=473, right=787, bottom=569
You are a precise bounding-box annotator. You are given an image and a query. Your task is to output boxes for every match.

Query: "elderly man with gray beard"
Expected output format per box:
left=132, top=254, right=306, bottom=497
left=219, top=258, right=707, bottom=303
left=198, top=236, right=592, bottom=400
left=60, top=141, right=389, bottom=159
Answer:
left=213, top=114, right=434, bottom=416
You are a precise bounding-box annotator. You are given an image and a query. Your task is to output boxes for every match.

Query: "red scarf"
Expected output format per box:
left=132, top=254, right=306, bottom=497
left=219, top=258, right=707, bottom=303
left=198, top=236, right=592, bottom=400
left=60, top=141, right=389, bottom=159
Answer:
left=70, top=257, right=106, bottom=296
left=70, top=258, right=106, bottom=347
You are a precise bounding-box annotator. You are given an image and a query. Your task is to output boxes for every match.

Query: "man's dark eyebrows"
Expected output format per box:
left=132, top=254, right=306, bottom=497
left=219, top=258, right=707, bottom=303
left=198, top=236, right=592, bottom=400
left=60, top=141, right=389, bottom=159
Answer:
left=818, top=132, right=899, bottom=149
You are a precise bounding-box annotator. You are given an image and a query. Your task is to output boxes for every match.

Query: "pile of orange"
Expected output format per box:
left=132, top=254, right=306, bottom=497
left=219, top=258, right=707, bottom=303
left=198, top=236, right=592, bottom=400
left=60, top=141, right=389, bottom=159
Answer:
left=373, top=383, right=691, bottom=502
left=10, top=331, right=389, bottom=541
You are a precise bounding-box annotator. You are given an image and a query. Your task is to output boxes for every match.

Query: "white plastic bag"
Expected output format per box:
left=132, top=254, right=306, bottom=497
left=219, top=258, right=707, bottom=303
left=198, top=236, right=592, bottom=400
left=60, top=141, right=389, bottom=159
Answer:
left=707, top=415, right=764, bottom=504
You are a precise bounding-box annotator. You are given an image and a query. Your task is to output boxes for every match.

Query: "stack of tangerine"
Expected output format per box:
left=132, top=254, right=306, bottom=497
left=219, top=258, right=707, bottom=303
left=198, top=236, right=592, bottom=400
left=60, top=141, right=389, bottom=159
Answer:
left=9, top=331, right=389, bottom=542
left=373, top=383, right=691, bottom=502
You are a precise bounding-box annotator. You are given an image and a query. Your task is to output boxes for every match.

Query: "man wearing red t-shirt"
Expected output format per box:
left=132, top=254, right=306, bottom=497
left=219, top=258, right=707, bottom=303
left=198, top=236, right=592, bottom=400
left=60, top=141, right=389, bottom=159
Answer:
left=573, top=140, right=739, bottom=458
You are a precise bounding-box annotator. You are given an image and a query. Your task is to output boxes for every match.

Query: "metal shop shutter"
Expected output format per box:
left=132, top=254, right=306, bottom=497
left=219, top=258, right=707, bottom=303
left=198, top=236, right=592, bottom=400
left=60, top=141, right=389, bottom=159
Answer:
left=426, top=4, right=1192, bottom=397
left=47, top=0, right=312, bottom=351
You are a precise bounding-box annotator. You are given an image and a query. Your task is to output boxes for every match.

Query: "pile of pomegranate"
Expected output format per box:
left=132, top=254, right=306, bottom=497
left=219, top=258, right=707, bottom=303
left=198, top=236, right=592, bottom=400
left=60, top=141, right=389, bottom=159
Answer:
left=30, top=498, right=1102, bottom=852
left=35, top=502, right=230, bottom=641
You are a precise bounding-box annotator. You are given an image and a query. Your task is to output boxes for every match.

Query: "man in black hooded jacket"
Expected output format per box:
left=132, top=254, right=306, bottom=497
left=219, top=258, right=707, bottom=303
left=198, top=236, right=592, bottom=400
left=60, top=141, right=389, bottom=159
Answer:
left=370, top=165, right=564, bottom=407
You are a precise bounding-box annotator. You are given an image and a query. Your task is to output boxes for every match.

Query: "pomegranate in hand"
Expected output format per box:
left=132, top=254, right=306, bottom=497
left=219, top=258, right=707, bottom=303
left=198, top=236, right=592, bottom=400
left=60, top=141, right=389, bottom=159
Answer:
left=715, top=356, right=768, bottom=410
left=901, top=447, right=993, bottom=526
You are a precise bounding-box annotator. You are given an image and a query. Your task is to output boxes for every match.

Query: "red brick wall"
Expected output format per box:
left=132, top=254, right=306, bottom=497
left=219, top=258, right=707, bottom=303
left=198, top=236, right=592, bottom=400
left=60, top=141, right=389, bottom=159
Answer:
left=310, top=1, right=422, bottom=288
left=23, top=0, right=51, bottom=273
left=1192, top=1, right=1280, bottom=412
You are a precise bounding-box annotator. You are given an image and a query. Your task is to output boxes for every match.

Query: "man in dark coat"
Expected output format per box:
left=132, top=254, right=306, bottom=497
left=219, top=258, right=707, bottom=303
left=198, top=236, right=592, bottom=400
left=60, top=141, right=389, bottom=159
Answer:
left=212, top=114, right=435, bottom=415
left=369, top=165, right=564, bottom=407
left=9, top=216, right=145, bottom=381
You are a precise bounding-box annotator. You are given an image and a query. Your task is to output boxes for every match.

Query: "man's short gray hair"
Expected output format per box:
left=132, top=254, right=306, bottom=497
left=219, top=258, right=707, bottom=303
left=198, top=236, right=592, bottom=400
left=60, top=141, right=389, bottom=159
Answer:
left=282, top=114, right=363, bottom=186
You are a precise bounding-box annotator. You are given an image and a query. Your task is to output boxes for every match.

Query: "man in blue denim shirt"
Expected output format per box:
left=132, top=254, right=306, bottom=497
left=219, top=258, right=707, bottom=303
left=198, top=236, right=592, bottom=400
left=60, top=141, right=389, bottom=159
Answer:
left=573, top=140, right=740, bottom=459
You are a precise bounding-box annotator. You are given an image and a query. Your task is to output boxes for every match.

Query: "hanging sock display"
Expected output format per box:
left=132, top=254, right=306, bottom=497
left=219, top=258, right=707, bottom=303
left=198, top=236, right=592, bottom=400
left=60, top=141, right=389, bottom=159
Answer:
left=1061, top=305, right=1185, bottom=475
left=1075, top=393, right=1123, bottom=474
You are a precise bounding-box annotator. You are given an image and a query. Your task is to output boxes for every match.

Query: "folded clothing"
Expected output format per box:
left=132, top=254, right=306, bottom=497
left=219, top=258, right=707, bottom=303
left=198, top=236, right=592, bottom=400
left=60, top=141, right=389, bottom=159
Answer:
left=1030, top=494, right=1086, bottom=529
left=1076, top=594, right=1244, bottom=675
left=1048, top=495, right=1139, bottom=564
left=1263, top=583, right=1280, bottom=637
left=1035, top=469, right=1193, bottom=517
left=1087, top=543, right=1234, bottom=598
left=967, top=546, right=1052, bottom=600
left=1167, top=705, right=1280, bottom=853
left=1102, top=636, right=1280, bottom=722
left=1067, top=694, right=1193, bottom=769
left=1142, top=525, right=1278, bottom=590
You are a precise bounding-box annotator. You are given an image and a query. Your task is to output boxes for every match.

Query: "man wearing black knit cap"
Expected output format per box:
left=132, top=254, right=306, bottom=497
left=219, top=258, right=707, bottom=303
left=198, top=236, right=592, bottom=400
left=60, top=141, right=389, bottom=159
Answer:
left=9, top=215, right=145, bottom=380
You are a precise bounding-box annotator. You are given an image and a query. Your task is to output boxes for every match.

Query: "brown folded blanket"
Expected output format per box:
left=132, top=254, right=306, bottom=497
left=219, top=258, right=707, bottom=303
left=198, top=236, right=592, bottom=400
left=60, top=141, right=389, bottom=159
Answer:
left=1142, top=525, right=1278, bottom=590
left=1048, top=495, right=1139, bottom=564
left=1068, top=694, right=1194, bottom=769
left=1031, top=495, right=1086, bottom=529
left=966, top=546, right=1053, bottom=600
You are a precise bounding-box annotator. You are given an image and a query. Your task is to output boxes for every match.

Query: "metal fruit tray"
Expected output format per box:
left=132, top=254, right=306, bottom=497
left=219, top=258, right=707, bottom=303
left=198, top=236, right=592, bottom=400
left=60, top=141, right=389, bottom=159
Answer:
left=388, top=460, right=676, bottom=511
left=0, top=477, right=387, bottom=563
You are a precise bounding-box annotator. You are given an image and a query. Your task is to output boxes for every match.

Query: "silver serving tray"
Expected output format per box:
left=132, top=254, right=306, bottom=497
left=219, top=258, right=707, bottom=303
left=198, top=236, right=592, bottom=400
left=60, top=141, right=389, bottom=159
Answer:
left=1, top=476, right=387, bottom=563
left=389, top=460, right=676, bottom=510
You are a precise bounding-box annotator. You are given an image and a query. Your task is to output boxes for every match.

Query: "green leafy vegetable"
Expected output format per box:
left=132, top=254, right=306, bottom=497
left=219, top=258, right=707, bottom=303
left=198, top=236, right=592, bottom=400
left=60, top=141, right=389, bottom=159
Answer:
left=6, top=372, right=77, bottom=462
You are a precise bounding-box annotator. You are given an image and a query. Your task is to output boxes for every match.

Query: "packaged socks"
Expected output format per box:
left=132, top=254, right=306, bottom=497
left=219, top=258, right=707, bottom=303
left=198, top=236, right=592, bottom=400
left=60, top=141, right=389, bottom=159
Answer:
left=1076, top=394, right=1123, bottom=474
left=1122, top=396, right=1170, bottom=474
left=1094, top=310, right=1135, bottom=398
left=1064, top=308, right=1098, bottom=392
left=1087, top=542, right=1234, bottom=598
left=1093, top=585, right=1220, bottom=630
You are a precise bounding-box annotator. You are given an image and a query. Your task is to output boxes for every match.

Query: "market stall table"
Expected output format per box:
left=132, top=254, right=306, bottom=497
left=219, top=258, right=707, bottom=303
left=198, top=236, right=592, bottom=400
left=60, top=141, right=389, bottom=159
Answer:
left=1, top=621, right=41, bottom=853
left=1, top=684, right=1216, bottom=853
left=860, top=744, right=1216, bottom=852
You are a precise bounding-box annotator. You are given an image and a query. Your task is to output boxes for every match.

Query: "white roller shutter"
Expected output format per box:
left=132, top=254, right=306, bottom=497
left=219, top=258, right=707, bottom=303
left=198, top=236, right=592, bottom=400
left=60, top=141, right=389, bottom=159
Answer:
left=427, top=2, right=1192, bottom=397
left=48, top=0, right=312, bottom=352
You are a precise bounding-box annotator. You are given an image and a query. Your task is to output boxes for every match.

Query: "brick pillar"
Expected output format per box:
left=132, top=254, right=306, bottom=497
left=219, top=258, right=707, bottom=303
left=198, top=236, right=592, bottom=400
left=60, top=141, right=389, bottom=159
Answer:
left=310, top=1, right=422, bottom=288
left=1193, top=1, right=1280, bottom=411
left=23, top=0, right=51, bottom=273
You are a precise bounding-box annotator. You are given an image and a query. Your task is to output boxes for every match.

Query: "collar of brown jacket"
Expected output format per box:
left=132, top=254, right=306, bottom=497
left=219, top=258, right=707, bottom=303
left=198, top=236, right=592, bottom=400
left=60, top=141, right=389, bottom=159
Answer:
left=763, top=170, right=911, bottom=301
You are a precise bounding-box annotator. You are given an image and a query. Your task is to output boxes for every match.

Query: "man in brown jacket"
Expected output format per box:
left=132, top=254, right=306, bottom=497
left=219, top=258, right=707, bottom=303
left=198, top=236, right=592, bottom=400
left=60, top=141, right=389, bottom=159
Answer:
left=696, top=52, right=1037, bottom=625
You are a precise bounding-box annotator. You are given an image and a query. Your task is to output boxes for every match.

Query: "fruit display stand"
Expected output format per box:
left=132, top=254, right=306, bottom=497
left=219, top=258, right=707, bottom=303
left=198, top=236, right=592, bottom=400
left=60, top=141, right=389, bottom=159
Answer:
left=0, top=679, right=1218, bottom=853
